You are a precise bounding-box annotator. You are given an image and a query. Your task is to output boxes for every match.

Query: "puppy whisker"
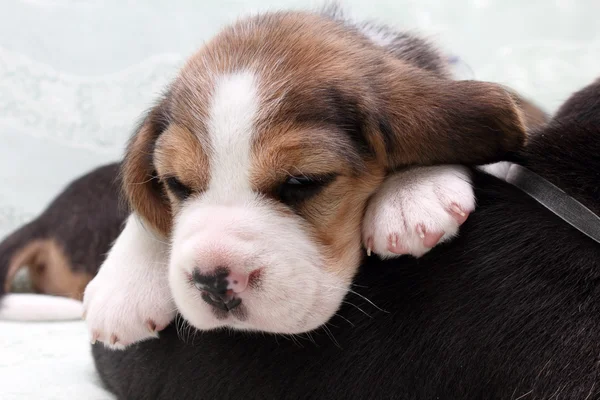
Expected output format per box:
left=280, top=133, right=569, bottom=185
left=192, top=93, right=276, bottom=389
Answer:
left=321, top=284, right=388, bottom=313
left=341, top=301, right=373, bottom=319
left=333, top=313, right=355, bottom=327
left=303, top=331, right=317, bottom=345
left=175, top=314, right=193, bottom=344
left=350, top=283, right=369, bottom=289
left=322, top=323, right=341, bottom=349
left=279, top=333, right=304, bottom=348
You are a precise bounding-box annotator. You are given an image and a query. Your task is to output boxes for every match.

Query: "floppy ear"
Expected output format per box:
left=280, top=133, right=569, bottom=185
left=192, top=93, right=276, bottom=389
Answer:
left=121, top=98, right=172, bottom=236
left=375, top=63, right=527, bottom=170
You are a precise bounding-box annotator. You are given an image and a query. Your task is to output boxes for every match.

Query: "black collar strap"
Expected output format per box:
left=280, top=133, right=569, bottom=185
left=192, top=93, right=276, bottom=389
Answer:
left=505, top=164, right=600, bottom=245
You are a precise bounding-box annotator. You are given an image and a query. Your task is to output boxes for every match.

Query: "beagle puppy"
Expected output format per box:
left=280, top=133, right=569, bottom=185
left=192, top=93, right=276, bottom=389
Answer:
left=92, top=77, right=600, bottom=400
left=82, top=6, right=526, bottom=348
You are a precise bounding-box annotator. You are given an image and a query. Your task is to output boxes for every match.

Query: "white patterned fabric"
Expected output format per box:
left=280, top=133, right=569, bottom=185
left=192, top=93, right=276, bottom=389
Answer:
left=0, top=0, right=598, bottom=398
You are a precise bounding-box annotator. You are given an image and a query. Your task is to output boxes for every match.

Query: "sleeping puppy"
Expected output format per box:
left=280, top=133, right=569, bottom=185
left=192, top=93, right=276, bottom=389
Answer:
left=82, top=6, right=526, bottom=348
left=92, top=77, right=600, bottom=399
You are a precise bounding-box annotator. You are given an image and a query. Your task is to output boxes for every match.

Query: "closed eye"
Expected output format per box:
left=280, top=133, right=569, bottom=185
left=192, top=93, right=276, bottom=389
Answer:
left=277, top=174, right=337, bottom=205
left=164, top=176, right=193, bottom=200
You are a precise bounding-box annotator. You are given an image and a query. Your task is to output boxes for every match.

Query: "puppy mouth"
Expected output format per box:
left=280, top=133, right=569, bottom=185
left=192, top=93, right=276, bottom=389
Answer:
left=200, top=289, right=242, bottom=312
left=168, top=202, right=344, bottom=333
left=207, top=295, right=249, bottom=322
left=173, top=261, right=348, bottom=333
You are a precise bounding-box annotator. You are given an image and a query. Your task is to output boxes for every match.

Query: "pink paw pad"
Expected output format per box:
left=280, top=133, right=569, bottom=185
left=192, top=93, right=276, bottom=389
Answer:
left=417, top=225, right=445, bottom=248
left=386, top=233, right=408, bottom=254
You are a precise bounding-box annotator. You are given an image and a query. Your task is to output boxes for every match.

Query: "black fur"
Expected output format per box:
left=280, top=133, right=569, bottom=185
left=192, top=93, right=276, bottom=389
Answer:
left=91, top=79, right=600, bottom=399
left=378, top=117, right=395, bottom=155
left=284, top=85, right=374, bottom=166
left=322, top=86, right=372, bottom=156
left=164, top=176, right=193, bottom=201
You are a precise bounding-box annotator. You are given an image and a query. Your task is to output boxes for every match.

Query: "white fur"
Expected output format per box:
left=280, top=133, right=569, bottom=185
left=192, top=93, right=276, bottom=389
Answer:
left=0, top=293, right=83, bottom=321
left=81, top=63, right=488, bottom=348
left=82, top=73, right=481, bottom=347
left=204, top=71, right=256, bottom=198
left=169, top=199, right=347, bottom=333
left=479, top=161, right=512, bottom=180
left=168, top=72, right=348, bottom=334
left=82, top=214, right=174, bottom=349
left=82, top=71, right=345, bottom=347
left=363, top=165, right=475, bottom=258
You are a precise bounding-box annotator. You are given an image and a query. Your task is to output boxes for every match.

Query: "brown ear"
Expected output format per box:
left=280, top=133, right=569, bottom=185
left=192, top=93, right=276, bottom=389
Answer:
left=121, top=99, right=172, bottom=236
left=376, top=64, right=527, bottom=170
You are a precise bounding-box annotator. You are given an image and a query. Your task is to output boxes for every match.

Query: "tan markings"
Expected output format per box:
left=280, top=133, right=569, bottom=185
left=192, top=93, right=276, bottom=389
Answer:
left=311, top=166, right=384, bottom=279
left=189, top=11, right=526, bottom=169
left=154, top=124, right=210, bottom=202
left=4, top=250, right=26, bottom=294
left=250, top=124, right=364, bottom=191
left=121, top=10, right=530, bottom=282
left=6, top=239, right=92, bottom=301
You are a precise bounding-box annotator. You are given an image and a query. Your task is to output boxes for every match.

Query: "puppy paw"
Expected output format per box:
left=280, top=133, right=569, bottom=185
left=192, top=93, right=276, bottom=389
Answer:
left=362, top=165, right=474, bottom=258
left=82, top=215, right=175, bottom=350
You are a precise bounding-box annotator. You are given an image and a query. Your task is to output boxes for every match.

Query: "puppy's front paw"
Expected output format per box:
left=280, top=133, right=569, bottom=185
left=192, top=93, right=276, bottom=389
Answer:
left=83, top=263, right=175, bottom=350
left=82, top=215, right=175, bottom=350
left=362, top=165, right=474, bottom=258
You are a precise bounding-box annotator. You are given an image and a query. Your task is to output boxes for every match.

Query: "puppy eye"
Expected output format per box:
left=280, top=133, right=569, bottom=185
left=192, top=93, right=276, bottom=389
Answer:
left=278, top=174, right=336, bottom=205
left=165, top=176, right=193, bottom=200
left=286, top=176, right=313, bottom=186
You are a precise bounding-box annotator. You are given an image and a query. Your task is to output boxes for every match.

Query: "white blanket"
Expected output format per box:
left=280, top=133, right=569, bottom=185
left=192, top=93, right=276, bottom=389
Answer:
left=1, top=0, right=598, bottom=398
left=1, top=319, right=113, bottom=399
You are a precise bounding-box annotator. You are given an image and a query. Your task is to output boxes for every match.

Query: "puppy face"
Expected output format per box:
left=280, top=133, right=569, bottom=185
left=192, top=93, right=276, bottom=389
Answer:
left=123, top=11, right=526, bottom=333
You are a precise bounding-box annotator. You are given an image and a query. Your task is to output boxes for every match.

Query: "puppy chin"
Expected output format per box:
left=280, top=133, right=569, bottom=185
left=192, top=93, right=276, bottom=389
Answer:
left=167, top=196, right=350, bottom=334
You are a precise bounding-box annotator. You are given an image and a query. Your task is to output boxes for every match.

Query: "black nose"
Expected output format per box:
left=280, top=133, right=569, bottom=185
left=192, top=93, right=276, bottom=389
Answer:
left=192, top=268, right=242, bottom=311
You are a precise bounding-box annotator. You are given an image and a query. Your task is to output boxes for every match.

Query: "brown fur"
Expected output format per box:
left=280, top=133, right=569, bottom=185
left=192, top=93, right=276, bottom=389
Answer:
left=154, top=124, right=211, bottom=202
left=121, top=11, right=527, bottom=282
left=122, top=100, right=174, bottom=235
left=7, top=239, right=93, bottom=300
left=313, top=168, right=383, bottom=276
left=507, top=91, right=549, bottom=131
left=0, top=9, right=544, bottom=308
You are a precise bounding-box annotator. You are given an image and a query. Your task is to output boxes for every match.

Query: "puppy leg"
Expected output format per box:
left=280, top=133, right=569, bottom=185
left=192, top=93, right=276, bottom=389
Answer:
left=362, top=165, right=474, bottom=258
left=83, top=214, right=175, bottom=349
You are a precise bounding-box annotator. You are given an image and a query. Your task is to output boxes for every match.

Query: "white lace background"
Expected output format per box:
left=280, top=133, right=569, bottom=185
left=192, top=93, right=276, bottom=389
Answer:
left=0, top=0, right=598, bottom=398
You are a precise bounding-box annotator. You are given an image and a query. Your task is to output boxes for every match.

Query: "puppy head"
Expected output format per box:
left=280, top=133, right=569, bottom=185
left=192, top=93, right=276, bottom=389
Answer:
left=122, top=11, right=526, bottom=334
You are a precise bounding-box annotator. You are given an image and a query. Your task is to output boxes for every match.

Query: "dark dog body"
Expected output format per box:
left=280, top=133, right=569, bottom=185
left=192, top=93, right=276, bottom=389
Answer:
left=0, top=163, right=126, bottom=300
left=91, top=80, right=600, bottom=399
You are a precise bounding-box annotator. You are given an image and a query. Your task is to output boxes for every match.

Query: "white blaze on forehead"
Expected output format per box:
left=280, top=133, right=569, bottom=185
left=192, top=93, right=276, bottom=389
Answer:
left=205, top=71, right=259, bottom=202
